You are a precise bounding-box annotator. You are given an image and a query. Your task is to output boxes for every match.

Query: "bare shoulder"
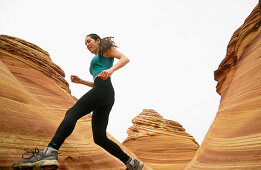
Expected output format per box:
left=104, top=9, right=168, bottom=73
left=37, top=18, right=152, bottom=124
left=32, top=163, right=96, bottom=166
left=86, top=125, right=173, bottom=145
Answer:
left=103, top=47, right=123, bottom=59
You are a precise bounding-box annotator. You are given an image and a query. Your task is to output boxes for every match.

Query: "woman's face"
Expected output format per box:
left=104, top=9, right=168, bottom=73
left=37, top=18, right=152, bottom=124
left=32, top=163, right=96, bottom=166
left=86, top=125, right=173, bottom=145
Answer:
left=85, top=36, right=100, bottom=54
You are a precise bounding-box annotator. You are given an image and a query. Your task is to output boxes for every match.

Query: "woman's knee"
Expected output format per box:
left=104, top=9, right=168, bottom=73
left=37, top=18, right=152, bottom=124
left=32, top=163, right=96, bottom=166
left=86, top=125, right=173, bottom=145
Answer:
left=93, top=135, right=108, bottom=146
left=65, top=108, right=78, bottom=120
left=65, top=107, right=73, bottom=115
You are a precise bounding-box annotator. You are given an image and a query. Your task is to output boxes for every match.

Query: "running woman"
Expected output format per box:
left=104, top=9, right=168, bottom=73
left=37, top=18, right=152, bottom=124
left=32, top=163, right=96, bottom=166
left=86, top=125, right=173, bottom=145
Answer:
left=12, top=34, right=144, bottom=170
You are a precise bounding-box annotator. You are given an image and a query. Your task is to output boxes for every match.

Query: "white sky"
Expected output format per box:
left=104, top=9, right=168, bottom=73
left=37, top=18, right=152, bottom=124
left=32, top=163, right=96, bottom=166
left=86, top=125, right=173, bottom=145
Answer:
left=0, top=0, right=258, bottom=145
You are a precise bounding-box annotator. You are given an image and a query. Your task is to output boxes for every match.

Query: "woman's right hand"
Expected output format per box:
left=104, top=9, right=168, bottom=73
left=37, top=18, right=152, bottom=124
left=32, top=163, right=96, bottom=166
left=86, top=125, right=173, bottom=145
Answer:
left=71, top=75, right=82, bottom=84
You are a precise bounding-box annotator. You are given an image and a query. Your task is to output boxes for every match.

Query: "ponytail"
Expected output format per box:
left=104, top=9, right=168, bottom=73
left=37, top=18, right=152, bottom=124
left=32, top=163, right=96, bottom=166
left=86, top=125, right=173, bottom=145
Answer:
left=98, top=37, right=118, bottom=57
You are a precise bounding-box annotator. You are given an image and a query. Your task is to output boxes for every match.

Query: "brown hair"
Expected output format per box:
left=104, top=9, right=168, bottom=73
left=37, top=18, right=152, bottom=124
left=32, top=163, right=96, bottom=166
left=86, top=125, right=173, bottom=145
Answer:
left=86, top=34, right=118, bottom=57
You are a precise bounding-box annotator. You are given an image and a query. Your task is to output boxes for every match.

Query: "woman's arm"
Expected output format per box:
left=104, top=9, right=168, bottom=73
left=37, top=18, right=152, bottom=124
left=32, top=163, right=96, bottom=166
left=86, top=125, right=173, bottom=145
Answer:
left=79, top=79, right=94, bottom=87
left=98, top=47, right=129, bottom=79
left=105, top=47, right=130, bottom=72
left=71, top=75, right=94, bottom=87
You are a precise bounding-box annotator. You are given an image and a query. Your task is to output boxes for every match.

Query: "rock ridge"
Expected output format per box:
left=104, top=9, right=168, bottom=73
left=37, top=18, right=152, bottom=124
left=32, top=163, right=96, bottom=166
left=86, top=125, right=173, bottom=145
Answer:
left=123, top=109, right=199, bottom=170
left=214, top=4, right=261, bottom=95
left=124, top=109, right=198, bottom=144
left=0, top=35, right=71, bottom=94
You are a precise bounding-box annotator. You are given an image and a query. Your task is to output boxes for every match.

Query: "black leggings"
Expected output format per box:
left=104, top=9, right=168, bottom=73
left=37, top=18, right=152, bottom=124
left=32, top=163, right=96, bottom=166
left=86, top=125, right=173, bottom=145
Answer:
left=48, top=77, right=130, bottom=164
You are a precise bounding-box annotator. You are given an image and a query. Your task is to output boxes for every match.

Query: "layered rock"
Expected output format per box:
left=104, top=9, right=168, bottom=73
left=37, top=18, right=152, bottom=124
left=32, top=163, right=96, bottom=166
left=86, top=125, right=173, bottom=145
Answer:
left=0, top=35, right=143, bottom=169
left=186, top=3, right=261, bottom=170
left=123, top=109, right=199, bottom=170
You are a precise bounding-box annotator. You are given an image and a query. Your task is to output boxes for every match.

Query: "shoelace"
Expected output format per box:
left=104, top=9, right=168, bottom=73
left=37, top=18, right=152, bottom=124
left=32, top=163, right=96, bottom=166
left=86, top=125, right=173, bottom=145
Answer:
left=22, top=147, right=40, bottom=159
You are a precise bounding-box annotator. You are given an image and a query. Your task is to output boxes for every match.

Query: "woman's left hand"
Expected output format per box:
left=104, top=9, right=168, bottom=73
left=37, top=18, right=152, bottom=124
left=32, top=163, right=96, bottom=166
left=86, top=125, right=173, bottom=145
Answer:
left=98, top=68, right=114, bottom=80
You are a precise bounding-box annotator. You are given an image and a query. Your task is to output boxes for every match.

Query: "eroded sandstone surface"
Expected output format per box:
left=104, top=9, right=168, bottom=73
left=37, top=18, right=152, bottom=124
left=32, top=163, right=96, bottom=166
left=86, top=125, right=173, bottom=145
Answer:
left=0, top=35, right=142, bottom=170
left=123, top=109, right=199, bottom=170
left=186, top=3, right=261, bottom=170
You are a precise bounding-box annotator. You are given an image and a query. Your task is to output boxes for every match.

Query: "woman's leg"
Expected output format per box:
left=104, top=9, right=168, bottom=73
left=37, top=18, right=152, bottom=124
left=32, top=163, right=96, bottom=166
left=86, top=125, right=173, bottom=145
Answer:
left=48, top=86, right=106, bottom=150
left=92, top=102, right=130, bottom=164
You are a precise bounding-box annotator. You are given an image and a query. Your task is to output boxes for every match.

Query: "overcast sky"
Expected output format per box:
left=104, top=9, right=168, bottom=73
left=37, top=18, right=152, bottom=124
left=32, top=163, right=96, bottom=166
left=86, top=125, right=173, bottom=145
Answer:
left=0, top=0, right=258, bottom=145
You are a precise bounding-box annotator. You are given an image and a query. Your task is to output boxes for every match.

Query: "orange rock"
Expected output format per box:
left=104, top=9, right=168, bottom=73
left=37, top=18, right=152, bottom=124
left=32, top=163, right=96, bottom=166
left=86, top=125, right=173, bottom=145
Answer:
left=123, top=109, right=199, bottom=170
left=186, top=3, right=261, bottom=170
left=0, top=35, right=142, bottom=169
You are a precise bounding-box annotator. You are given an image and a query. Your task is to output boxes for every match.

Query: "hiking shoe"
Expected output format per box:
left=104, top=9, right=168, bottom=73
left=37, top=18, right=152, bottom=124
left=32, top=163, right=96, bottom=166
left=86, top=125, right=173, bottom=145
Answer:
left=126, top=159, right=144, bottom=170
left=12, top=147, right=59, bottom=170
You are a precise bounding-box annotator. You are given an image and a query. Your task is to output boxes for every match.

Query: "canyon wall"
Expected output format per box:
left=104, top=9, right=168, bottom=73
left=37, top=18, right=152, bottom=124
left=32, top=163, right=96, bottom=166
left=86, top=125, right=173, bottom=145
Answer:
left=186, top=3, right=261, bottom=170
left=123, top=109, right=199, bottom=170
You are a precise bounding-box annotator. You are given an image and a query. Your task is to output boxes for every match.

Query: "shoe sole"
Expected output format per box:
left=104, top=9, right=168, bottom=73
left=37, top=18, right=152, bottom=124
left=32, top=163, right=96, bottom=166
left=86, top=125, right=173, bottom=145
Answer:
left=12, top=160, right=59, bottom=170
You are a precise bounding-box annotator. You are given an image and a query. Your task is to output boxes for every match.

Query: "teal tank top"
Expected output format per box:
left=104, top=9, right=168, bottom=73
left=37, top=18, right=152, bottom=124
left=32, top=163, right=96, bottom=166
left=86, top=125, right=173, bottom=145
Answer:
left=89, top=54, right=114, bottom=79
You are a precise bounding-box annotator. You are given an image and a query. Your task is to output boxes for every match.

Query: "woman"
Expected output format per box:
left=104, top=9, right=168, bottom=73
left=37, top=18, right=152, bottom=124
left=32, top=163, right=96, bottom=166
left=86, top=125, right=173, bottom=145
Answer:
left=12, top=34, right=144, bottom=170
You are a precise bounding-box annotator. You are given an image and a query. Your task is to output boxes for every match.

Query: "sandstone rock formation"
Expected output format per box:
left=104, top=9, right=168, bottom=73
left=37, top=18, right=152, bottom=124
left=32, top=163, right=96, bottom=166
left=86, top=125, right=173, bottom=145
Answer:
left=0, top=35, right=144, bottom=170
left=186, top=3, right=261, bottom=170
left=123, top=109, right=199, bottom=170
